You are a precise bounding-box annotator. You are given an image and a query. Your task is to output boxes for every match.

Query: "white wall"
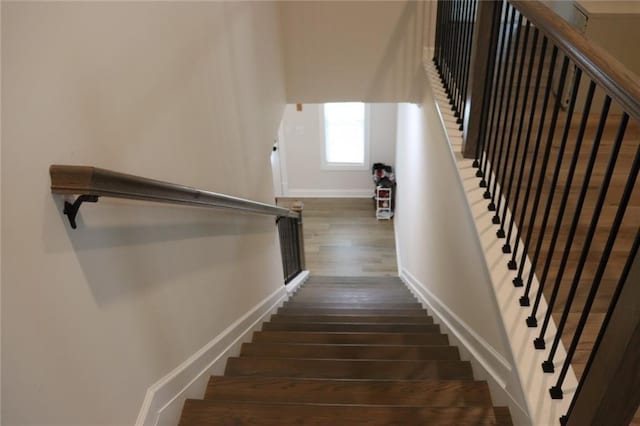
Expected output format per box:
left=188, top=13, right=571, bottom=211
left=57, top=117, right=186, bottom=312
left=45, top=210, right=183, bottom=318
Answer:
left=280, top=103, right=397, bottom=197
left=394, top=81, right=531, bottom=423
left=1, top=2, right=286, bottom=425
left=279, top=1, right=432, bottom=103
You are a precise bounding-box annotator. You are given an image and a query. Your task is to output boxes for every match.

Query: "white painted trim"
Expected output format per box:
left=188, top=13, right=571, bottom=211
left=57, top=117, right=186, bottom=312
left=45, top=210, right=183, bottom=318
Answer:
left=400, top=269, right=511, bottom=387
left=135, top=284, right=288, bottom=426
left=285, top=270, right=310, bottom=295
left=286, top=189, right=373, bottom=198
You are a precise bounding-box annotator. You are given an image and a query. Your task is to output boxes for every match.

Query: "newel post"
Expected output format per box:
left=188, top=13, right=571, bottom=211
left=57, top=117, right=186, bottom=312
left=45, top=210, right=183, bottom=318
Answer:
left=462, top=0, right=502, bottom=159
left=565, top=233, right=640, bottom=426
left=291, top=201, right=306, bottom=271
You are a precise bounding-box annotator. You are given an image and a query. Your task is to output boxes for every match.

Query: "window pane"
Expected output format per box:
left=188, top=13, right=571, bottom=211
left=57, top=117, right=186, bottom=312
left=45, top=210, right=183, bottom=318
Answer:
left=324, top=103, right=365, bottom=164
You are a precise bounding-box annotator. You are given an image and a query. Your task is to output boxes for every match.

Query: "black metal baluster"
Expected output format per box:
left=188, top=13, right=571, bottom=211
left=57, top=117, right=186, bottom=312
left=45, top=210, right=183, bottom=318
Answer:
left=451, top=0, right=464, bottom=115
left=461, top=0, right=476, bottom=127
left=494, top=19, right=530, bottom=229
left=455, top=0, right=469, bottom=125
left=563, top=229, right=640, bottom=423
left=483, top=3, right=516, bottom=199
left=294, top=219, right=301, bottom=276
left=444, top=1, right=454, bottom=97
left=439, top=1, right=450, bottom=90
left=507, top=45, right=558, bottom=272
left=438, top=0, right=447, bottom=71
left=291, top=219, right=298, bottom=279
left=512, top=53, right=568, bottom=286
left=459, top=0, right=476, bottom=130
left=447, top=0, right=458, bottom=109
left=551, top=138, right=638, bottom=399
left=528, top=81, right=596, bottom=327
left=278, top=218, right=287, bottom=280
left=481, top=2, right=511, bottom=193
left=520, top=67, right=582, bottom=307
left=502, top=36, right=549, bottom=255
left=541, top=101, right=623, bottom=372
left=498, top=27, right=539, bottom=241
left=488, top=13, right=525, bottom=216
left=534, top=93, right=611, bottom=350
left=434, top=0, right=443, bottom=66
left=474, top=1, right=502, bottom=171
left=287, top=219, right=294, bottom=280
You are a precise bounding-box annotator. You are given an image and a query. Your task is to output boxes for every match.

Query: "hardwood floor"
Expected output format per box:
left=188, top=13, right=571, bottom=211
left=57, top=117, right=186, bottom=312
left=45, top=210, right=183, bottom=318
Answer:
left=277, top=198, right=398, bottom=277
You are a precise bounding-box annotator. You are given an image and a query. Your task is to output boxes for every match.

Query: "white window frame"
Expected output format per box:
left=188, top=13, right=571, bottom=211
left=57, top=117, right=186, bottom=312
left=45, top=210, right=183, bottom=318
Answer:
left=320, top=103, right=371, bottom=171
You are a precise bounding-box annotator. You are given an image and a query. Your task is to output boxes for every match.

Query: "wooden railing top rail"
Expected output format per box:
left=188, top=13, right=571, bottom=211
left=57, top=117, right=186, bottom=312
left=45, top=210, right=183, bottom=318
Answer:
left=511, top=0, right=640, bottom=122
left=50, top=165, right=299, bottom=228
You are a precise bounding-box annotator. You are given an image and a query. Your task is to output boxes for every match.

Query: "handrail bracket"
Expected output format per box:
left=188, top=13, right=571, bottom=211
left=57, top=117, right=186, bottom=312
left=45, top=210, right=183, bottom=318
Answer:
left=63, top=195, right=99, bottom=229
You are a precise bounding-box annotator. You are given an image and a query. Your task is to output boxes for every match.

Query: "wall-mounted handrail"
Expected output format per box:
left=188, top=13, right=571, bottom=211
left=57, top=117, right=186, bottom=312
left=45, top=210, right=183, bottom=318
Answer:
left=50, top=165, right=299, bottom=229
left=510, top=0, right=640, bottom=122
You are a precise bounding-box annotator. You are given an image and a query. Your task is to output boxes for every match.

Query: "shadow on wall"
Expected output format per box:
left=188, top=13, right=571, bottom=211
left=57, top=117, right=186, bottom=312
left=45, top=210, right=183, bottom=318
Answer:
left=366, top=1, right=427, bottom=102
left=45, top=193, right=279, bottom=306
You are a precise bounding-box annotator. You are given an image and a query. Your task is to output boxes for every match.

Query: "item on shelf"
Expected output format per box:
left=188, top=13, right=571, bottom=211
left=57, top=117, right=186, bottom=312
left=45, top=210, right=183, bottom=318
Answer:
left=376, top=185, right=393, bottom=220
left=372, top=163, right=396, bottom=216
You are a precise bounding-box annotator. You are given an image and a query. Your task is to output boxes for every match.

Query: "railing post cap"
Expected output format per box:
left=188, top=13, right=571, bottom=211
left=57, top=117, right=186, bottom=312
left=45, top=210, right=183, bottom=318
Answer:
left=291, top=201, right=304, bottom=212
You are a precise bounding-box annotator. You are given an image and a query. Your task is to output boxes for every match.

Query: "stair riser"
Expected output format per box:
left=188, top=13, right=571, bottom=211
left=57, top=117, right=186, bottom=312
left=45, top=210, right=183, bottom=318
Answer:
left=277, top=308, right=429, bottom=316
left=240, top=343, right=459, bottom=360
left=252, top=331, right=450, bottom=345
left=225, top=358, right=473, bottom=380
left=289, top=298, right=418, bottom=304
left=179, top=400, right=509, bottom=426
left=270, top=314, right=434, bottom=324
left=205, top=377, right=493, bottom=406
left=283, top=302, right=424, bottom=309
left=262, top=322, right=440, bottom=333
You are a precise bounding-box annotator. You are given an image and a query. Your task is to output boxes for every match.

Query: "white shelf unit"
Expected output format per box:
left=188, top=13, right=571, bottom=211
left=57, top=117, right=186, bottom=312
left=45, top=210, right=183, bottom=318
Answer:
left=375, top=186, right=393, bottom=220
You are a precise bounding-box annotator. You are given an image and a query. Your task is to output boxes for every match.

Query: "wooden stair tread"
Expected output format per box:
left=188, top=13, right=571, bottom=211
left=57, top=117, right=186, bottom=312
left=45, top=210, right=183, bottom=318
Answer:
left=205, top=376, right=493, bottom=406
left=179, top=400, right=511, bottom=426
left=270, top=314, right=434, bottom=323
left=240, top=342, right=459, bottom=360
left=225, top=357, right=474, bottom=380
left=252, top=330, right=450, bottom=345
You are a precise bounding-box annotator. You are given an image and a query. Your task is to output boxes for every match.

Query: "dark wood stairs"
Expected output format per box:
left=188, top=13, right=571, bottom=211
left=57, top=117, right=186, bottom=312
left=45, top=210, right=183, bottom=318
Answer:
left=179, top=276, right=512, bottom=425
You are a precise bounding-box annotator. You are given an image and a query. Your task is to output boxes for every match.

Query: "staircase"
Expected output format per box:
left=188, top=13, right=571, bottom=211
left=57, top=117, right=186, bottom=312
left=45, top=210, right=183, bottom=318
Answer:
left=179, top=276, right=512, bottom=425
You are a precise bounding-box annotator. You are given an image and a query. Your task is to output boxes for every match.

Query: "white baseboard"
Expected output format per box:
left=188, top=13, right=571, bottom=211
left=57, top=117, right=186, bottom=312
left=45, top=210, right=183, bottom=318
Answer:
left=135, top=283, right=293, bottom=426
left=399, top=269, right=530, bottom=425
left=285, top=270, right=310, bottom=295
left=400, top=269, right=511, bottom=386
left=286, top=189, right=373, bottom=198
left=393, top=216, right=403, bottom=274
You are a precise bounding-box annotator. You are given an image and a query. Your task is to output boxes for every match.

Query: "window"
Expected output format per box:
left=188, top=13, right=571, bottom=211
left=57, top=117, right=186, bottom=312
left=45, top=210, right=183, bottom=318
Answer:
left=322, top=102, right=369, bottom=169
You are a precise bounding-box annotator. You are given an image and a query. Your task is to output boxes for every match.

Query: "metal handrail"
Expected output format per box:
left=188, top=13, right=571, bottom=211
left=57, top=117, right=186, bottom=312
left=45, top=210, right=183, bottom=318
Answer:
left=50, top=165, right=298, bottom=228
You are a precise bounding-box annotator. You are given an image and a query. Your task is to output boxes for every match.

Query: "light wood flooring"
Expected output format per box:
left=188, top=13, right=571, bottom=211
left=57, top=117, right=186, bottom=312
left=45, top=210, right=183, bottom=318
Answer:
left=277, top=198, right=398, bottom=277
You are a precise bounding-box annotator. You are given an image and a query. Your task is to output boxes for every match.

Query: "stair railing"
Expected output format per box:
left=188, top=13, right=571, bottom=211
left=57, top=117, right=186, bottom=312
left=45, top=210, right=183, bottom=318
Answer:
left=434, top=1, right=640, bottom=424
left=49, top=165, right=305, bottom=284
